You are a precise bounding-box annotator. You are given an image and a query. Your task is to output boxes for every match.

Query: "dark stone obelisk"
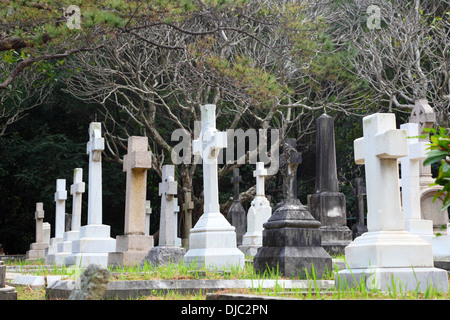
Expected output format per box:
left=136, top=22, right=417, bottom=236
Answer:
left=227, top=168, right=247, bottom=246
left=309, top=114, right=352, bottom=255
left=351, top=178, right=368, bottom=239
left=253, top=138, right=332, bottom=278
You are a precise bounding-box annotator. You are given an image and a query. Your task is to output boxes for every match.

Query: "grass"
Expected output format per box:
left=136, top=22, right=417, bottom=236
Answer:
left=4, top=256, right=450, bottom=300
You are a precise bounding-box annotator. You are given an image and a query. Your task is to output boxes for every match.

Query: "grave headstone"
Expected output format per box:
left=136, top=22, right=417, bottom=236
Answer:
left=239, top=162, right=272, bottom=256
left=182, top=192, right=194, bottom=249
left=43, top=222, right=51, bottom=245
left=26, top=202, right=48, bottom=260
left=183, top=104, right=244, bottom=270
left=399, top=123, right=434, bottom=243
left=141, top=165, right=185, bottom=267
left=336, top=113, right=447, bottom=292
left=108, top=136, right=154, bottom=267
left=227, top=168, right=247, bottom=246
left=174, top=198, right=182, bottom=247
left=46, top=179, right=67, bottom=264
left=309, top=114, right=352, bottom=254
left=55, top=168, right=86, bottom=265
left=0, top=261, right=17, bottom=300
left=254, top=138, right=332, bottom=278
left=351, top=178, right=368, bottom=239
left=145, top=201, right=152, bottom=236
left=66, top=122, right=116, bottom=267
left=410, top=99, right=447, bottom=233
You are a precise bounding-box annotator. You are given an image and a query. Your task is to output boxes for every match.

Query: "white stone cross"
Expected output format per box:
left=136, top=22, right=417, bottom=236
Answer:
left=192, top=104, right=227, bottom=214
left=54, top=179, right=67, bottom=239
left=123, top=136, right=152, bottom=235
left=35, top=202, right=45, bottom=243
left=70, top=168, right=85, bottom=232
left=159, top=165, right=177, bottom=246
left=254, top=162, right=268, bottom=196
left=145, top=200, right=152, bottom=236
left=399, top=123, right=433, bottom=234
left=353, top=113, right=408, bottom=231
left=86, top=122, right=105, bottom=225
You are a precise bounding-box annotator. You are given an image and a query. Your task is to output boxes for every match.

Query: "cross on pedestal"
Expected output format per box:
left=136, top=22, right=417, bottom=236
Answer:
left=182, top=192, right=194, bottom=247
left=145, top=200, right=152, bottom=236
left=254, top=162, right=268, bottom=196
left=184, top=104, right=244, bottom=270
left=158, top=165, right=177, bottom=246
left=123, top=136, right=152, bottom=235
left=281, top=138, right=302, bottom=201
left=400, top=123, right=433, bottom=236
left=86, top=122, right=105, bottom=225
left=54, top=179, right=67, bottom=239
left=35, top=203, right=45, bottom=244
left=231, top=168, right=242, bottom=201
left=70, top=168, right=85, bottom=232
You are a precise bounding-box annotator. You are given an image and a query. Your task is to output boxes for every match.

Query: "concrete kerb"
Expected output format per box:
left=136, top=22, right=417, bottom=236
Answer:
left=46, top=278, right=336, bottom=300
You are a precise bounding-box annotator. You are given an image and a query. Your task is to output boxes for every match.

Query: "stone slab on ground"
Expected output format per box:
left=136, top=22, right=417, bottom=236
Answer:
left=10, top=275, right=62, bottom=288
left=206, top=293, right=301, bottom=300
left=46, top=278, right=335, bottom=300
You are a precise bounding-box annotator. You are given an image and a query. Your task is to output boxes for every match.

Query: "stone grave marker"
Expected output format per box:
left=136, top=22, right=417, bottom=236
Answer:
left=46, top=179, right=67, bottom=264
left=174, top=198, right=182, bottom=247
left=336, top=113, right=447, bottom=292
left=227, top=168, right=247, bottom=246
left=0, top=261, right=17, bottom=300
left=66, top=122, right=116, bottom=267
left=55, top=168, right=85, bottom=265
left=26, top=202, right=48, bottom=260
left=183, top=104, right=244, bottom=270
left=108, top=136, right=154, bottom=267
left=239, top=162, right=272, bottom=256
left=141, top=164, right=185, bottom=266
left=145, top=200, right=152, bottom=236
left=254, top=138, right=332, bottom=278
left=351, top=178, right=368, bottom=239
left=182, top=192, right=194, bottom=249
left=309, top=113, right=352, bottom=254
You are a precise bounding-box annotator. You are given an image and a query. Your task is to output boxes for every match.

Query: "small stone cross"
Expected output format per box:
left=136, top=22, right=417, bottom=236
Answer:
left=145, top=200, right=152, bottom=236
left=231, top=168, right=242, bottom=201
left=158, top=165, right=178, bottom=246
left=254, top=162, right=268, bottom=196
left=281, top=138, right=302, bottom=200
left=35, top=202, right=45, bottom=243
left=182, top=192, right=194, bottom=247
left=352, top=178, right=366, bottom=228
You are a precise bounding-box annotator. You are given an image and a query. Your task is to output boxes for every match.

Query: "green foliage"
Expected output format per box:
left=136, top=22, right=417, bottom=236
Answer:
left=423, top=127, right=450, bottom=211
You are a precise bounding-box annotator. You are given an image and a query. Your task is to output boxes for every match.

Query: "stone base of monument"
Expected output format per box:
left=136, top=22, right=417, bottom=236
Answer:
left=0, top=286, right=17, bottom=300
left=108, top=234, right=154, bottom=267
left=26, top=242, right=48, bottom=260
left=431, top=232, right=450, bottom=269
left=253, top=200, right=332, bottom=279
left=239, top=237, right=262, bottom=257
left=183, top=212, right=245, bottom=271
left=54, top=230, right=79, bottom=266
left=140, top=246, right=186, bottom=267
left=45, top=238, right=63, bottom=264
left=65, top=224, right=116, bottom=267
left=319, top=225, right=353, bottom=256
left=336, top=230, right=448, bottom=292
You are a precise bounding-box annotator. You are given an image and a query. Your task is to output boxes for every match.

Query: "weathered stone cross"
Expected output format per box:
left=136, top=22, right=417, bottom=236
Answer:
left=35, top=202, right=45, bottom=244
left=123, top=136, right=152, bottom=235
left=86, top=122, right=105, bottom=225
left=281, top=138, right=302, bottom=201
left=54, top=179, right=67, bottom=239
left=158, top=164, right=177, bottom=246
left=353, top=113, right=408, bottom=231
left=182, top=192, right=194, bottom=247
left=231, top=168, right=242, bottom=201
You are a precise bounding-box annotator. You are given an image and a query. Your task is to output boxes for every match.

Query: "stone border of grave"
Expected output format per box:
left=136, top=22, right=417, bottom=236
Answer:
left=46, top=278, right=336, bottom=300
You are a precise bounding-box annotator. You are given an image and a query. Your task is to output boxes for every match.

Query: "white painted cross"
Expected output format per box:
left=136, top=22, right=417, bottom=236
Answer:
left=353, top=113, right=408, bottom=231
left=35, top=202, right=45, bottom=243
left=192, top=104, right=227, bottom=214
left=254, top=162, right=268, bottom=196
left=70, top=168, right=85, bottom=232
left=86, top=122, right=105, bottom=225
left=54, top=179, right=67, bottom=239
left=145, top=200, right=152, bottom=236
left=123, top=136, right=152, bottom=235
left=158, top=164, right=177, bottom=246
left=400, top=123, right=433, bottom=231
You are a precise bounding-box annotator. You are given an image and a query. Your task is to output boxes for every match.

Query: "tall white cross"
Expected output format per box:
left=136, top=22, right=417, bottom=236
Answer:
left=353, top=113, right=408, bottom=231
left=158, top=164, right=177, bottom=246
left=254, top=162, right=268, bottom=196
left=192, top=104, right=227, bottom=214
left=86, top=122, right=105, bottom=225
left=123, top=136, right=152, bottom=235
left=70, top=168, right=85, bottom=232
left=54, top=179, right=67, bottom=239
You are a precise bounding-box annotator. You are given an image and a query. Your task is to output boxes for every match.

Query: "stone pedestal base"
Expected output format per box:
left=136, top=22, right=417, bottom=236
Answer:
left=26, top=242, right=48, bottom=260
left=183, top=212, right=245, bottom=271
left=108, top=234, right=154, bottom=267
left=319, top=226, right=352, bottom=255
left=0, top=286, right=17, bottom=300
left=55, top=230, right=79, bottom=266
left=140, top=246, right=186, bottom=267
left=336, top=267, right=448, bottom=292
left=431, top=233, right=450, bottom=260
left=239, top=237, right=262, bottom=257
left=65, top=224, right=116, bottom=267
left=45, top=238, right=63, bottom=265
left=253, top=200, right=332, bottom=279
